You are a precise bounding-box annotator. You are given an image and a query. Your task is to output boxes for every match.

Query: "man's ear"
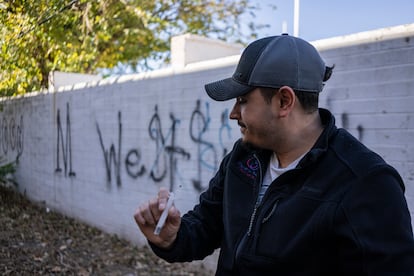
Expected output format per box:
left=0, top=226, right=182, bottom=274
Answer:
left=277, top=86, right=296, bottom=115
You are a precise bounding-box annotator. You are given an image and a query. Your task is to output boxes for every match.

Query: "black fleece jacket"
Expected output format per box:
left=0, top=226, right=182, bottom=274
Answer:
left=151, top=108, right=414, bottom=275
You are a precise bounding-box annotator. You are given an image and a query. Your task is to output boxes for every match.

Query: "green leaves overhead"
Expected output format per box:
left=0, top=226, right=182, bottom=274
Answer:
left=0, top=0, right=264, bottom=96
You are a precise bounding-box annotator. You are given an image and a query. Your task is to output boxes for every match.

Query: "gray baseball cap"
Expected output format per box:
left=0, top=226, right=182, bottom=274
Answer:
left=205, top=34, right=327, bottom=101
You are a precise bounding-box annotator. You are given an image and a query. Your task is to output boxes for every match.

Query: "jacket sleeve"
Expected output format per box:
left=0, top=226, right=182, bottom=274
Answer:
left=335, top=164, right=414, bottom=274
left=150, top=152, right=231, bottom=263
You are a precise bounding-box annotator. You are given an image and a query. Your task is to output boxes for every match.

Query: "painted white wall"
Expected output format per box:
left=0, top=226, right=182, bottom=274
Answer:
left=171, top=33, right=243, bottom=67
left=48, top=71, right=102, bottom=91
left=1, top=25, right=413, bottom=272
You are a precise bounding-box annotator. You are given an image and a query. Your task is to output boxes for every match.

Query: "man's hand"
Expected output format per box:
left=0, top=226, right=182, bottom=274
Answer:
left=134, top=187, right=181, bottom=249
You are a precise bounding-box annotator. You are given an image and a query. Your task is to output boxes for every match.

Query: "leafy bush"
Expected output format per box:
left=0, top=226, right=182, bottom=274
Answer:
left=0, top=162, right=16, bottom=186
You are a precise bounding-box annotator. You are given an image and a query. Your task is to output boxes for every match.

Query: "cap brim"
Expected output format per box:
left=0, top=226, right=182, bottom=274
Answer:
left=204, top=77, right=254, bottom=101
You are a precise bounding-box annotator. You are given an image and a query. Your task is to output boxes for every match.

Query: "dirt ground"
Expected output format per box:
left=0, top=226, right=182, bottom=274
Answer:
left=0, top=184, right=212, bottom=275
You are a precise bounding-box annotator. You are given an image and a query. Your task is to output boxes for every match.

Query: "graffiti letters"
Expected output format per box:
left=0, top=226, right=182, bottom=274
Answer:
left=0, top=114, right=24, bottom=163
left=96, top=111, right=122, bottom=188
left=76, top=100, right=233, bottom=191
left=219, top=108, right=232, bottom=157
left=55, top=103, right=75, bottom=177
left=149, top=106, right=190, bottom=191
left=190, top=100, right=217, bottom=192
left=125, top=149, right=146, bottom=179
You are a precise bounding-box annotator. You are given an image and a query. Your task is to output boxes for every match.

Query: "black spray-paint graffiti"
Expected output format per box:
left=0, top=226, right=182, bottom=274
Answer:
left=55, top=103, right=76, bottom=177
left=96, top=111, right=122, bottom=188
left=95, top=106, right=192, bottom=191
left=61, top=101, right=231, bottom=191
left=148, top=105, right=168, bottom=182
left=219, top=108, right=232, bottom=157
left=190, top=100, right=217, bottom=191
left=0, top=115, right=24, bottom=162
left=125, top=149, right=146, bottom=179
left=341, top=113, right=364, bottom=141
left=95, top=112, right=147, bottom=186
left=148, top=105, right=191, bottom=191
left=326, top=96, right=365, bottom=142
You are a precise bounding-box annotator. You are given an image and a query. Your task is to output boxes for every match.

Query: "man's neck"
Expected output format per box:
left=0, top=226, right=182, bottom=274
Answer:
left=275, top=112, right=323, bottom=168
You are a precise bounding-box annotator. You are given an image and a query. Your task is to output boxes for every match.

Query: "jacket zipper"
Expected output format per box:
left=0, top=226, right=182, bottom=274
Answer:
left=247, top=202, right=260, bottom=236
left=247, top=153, right=263, bottom=237
left=235, top=154, right=263, bottom=261
left=262, top=199, right=279, bottom=223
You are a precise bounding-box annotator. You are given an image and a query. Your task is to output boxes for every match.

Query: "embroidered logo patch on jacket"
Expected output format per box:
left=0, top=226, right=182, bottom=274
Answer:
left=237, top=156, right=259, bottom=180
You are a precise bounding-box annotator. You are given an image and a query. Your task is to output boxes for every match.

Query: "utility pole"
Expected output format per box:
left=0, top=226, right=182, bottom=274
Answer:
left=282, top=20, right=288, bottom=33
left=293, top=0, right=300, bottom=37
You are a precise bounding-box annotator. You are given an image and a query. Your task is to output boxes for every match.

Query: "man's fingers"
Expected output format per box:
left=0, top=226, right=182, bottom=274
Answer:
left=133, top=208, right=145, bottom=225
left=158, top=187, right=170, bottom=210
left=168, top=205, right=181, bottom=226
left=135, top=200, right=156, bottom=226
left=133, top=187, right=180, bottom=249
left=134, top=190, right=171, bottom=227
left=149, top=197, right=162, bottom=221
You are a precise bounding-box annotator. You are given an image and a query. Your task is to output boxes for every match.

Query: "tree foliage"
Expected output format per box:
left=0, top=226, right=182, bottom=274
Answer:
left=0, top=0, right=266, bottom=96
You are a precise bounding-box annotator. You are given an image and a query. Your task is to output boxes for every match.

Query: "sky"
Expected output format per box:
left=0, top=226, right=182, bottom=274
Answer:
left=251, top=0, right=414, bottom=41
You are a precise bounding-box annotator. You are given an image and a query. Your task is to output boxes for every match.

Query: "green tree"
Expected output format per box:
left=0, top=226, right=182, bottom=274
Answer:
left=0, top=0, right=267, bottom=96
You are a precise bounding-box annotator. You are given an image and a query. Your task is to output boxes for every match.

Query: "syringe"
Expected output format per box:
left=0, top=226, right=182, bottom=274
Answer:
left=153, top=192, right=175, bottom=235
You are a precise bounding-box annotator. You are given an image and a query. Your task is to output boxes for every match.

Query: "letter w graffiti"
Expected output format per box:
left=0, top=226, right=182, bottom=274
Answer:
left=96, top=111, right=122, bottom=188
left=55, top=103, right=76, bottom=177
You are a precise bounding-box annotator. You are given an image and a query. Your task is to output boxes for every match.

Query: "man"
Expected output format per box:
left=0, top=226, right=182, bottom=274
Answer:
left=134, top=34, right=414, bottom=275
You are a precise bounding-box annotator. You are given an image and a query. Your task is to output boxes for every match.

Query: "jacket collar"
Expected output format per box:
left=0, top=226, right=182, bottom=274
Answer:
left=297, top=108, right=337, bottom=168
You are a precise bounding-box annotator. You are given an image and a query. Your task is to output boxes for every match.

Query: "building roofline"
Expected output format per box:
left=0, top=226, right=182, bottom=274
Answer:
left=311, top=23, right=414, bottom=51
